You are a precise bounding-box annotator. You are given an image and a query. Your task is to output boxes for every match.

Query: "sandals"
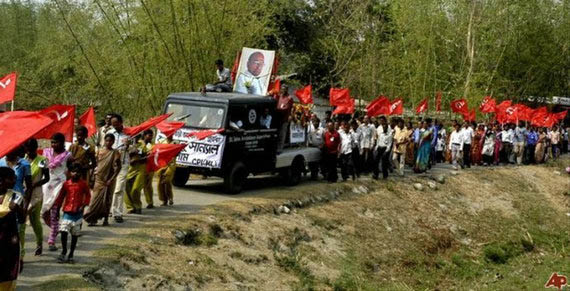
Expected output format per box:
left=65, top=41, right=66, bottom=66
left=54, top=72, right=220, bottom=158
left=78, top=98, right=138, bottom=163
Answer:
left=48, top=244, right=58, bottom=252
left=57, top=254, right=66, bottom=263
left=34, top=245, right=43, bottom=256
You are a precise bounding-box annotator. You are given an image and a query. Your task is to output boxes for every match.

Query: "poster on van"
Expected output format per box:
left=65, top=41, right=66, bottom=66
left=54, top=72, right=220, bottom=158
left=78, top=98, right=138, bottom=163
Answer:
left=170, top=128, right=226, bottom=169
left=233, top=47, right=275, bottom=96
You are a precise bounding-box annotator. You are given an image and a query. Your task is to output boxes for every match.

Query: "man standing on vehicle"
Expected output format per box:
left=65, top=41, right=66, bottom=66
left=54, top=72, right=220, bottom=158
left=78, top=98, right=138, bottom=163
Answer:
left=203, top=59, right=232, bottom=93
left=323, top=122, right=341, bottom=183
left=276, top=84, right=293, bottom=153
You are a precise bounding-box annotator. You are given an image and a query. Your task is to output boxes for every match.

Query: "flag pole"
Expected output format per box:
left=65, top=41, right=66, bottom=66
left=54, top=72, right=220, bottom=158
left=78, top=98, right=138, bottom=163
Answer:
left=11, top=100, right=14, bottom=111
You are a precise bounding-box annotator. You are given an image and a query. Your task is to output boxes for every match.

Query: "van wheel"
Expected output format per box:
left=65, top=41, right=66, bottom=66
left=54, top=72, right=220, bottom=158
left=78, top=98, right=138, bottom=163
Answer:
left=283, top=157, right=304, bottom=186
left=172, top=167, right=190, bottom=187
left=224, top=162, right=247, bottom=194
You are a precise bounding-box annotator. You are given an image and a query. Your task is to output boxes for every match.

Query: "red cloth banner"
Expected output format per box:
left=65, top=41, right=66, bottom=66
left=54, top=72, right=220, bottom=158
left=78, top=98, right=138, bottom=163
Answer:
left=479, top=96, right=496, bottom=113
left=156, top=121, right=185, bottom=138
left=186, top=128, right=225, bottom=140
left=450, top=99, right=469, bottom=114
left=415, top=98, right=428, bottom=114
left=295, top=85, right=313, bottom=105
left=553, top=110, right=567, bottom=121
left=462, top=109, right=476, bottom=122
left=0, top=111, right=54, bottom=157
left=329, top=88, right=350, bottom=106
left=332, top=98, right=355, bottom=115
left=389, top=98, right=404, bottom=115
left=0, top=72, right=17, bottom=104
left=79, top=107, right=97, bottom=137
left=435, top=91, right=442, bottom=112
left=366, top=96, right=391, bottom=116
left=124, top=113, right=172, bottom=137
left=34, top=105, right=76, bottom=142
left=146, top=143, right=187, bottom=172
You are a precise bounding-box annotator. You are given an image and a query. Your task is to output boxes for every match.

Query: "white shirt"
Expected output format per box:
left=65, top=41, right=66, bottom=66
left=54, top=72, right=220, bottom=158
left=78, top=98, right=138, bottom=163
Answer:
left=350, top=129, right=361, bottom=150
left=461, top=127, right=474, bottom=144
left=359, top=124, right=376, bottom=149
left=376, top=125, right=393, bottom=149
left=260, top=115, right=272, bottom=129
left=216, top=68, right=232, bottom=86
left=308, top=125, right=325, bottom=147
left=339, top=130, right=353, bottom=155
left=449, top=130, right=464, bottom=149
left=502, top=129, right=514, bottom=143
left=108, top=128, right=131, bottom=166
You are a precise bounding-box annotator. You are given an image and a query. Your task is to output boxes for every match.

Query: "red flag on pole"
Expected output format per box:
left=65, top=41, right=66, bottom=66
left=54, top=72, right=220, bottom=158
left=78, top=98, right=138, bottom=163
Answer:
left=186, top=128, right=225, bottom=140
left=415, top=98, right=428, bottom=114
left=0, top=111, right=54, bottom=158
left=34, top=105, right=76, bottom=142
left=530, top=107, right=549, bottom=127
left=146, top=143, right=187, bottom=172
left=0, top=72, right=17, bottom=104
left=329, top=88, right=350, bottom=106
left=156, top=121, right=185, bottom=138
left=230, top=51, right=241, bottom=84
left=462, top=109, right=476, bottom=122
left=389, top=98, right=404, bottom=115
left=435, top=91, right=442, bottom=112
left=479, top=96, right=496, bottom=113
left=450, top=99, right=469, bottom=114
left=295, top=85, right=313, bottom=104
left=79, top=107, right=97, bottom=137
left=123, top=113, right=172, bottom=137
left=495, top=100, right=513, bottom=124
left=553, top=110, right=567, bottom=122
left=332, top=98, right=355, bottom=115
left=366, top=96, right=391, bottom=116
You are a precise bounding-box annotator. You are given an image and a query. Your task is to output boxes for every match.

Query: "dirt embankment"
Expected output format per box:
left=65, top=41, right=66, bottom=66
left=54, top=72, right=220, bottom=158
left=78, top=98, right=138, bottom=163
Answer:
left=86, top=162, right=570, bottom=290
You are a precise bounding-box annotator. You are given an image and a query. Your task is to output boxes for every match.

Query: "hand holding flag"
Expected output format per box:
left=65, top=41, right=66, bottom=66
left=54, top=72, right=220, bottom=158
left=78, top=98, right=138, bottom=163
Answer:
left=146, top=143, right=187, bottom=172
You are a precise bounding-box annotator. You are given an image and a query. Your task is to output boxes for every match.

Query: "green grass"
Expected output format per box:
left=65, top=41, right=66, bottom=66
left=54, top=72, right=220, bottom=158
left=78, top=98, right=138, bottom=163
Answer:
left=35, top=275, right=100, bottom=291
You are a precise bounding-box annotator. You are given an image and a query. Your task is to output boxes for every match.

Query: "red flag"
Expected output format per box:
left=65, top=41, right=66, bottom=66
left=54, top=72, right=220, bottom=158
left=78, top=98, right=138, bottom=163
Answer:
left=530, top=107, right=549, bottom=127
left=124, top=113, right=172, bottom=137
left=79, top=107, right=97, bottom=137
left=329, top=88, right=350, bottom=106
left=480, top=96, right=496, bottom=113
left=450, top=99, right=469, bottom=114
left=0, top=72, right=17, bottom=104
left=0, top=111, right=54, bottom=158
left=267, top=55, right=280, bottom=95
left=462, top=109, right=476, bottom=122
left=295, top=85, right=313, bottom=104
left=230, top=51, right=241, bottom=84
left=415, top=98, right=428, bottom=114
left=146, top=143, right=187, bottom=172
left=156, top=121, right=185, bottom=138
left=389, top=98, right=404, bottom=115
left=435, top=91, right=442, bottom=112
left=186, top=128, right=225, bottom=140
left=268, top=78, right=281, bottom=97
left=34, top=105, right=76, bottom=142
left=332, top=98, right=355, bottom=115
left=543, top=114, right=557, bottom=128
left=495, top=100, right=513, bottom=124
left=553, top=110, right=567, bottom=121
left=366, top=96, right=390, bottom=116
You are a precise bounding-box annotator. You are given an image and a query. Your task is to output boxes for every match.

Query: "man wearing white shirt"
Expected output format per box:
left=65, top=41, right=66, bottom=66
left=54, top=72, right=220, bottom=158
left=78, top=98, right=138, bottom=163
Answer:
left=108, top=114, right=132, bottom=223
left=460, top=123, right=474, bottom=168
left=307, top=119, right=325, bottom=179
left=449, top=123, right=464, bottom=170
left=373, top=116, right=393, bottom=179
left=339, top=122, right=356, bottom=181
left=501, top=124, right=515, bottom=164
left=359, top=116, right=376, bottom=172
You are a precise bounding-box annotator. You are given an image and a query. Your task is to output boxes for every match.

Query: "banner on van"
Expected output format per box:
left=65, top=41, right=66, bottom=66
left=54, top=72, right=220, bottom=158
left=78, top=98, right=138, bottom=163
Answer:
left=170, top=128, right=225, bottom=169
left=289, top=123, right=306, bottom=144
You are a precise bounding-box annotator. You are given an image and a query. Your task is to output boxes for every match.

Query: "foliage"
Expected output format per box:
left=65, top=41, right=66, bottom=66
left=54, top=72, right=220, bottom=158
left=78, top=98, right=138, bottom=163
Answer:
left=0, top=0, right=568, bottom=121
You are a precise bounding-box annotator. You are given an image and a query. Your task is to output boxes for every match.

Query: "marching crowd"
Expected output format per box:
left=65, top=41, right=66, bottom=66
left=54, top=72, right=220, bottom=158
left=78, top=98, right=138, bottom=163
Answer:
left=0, top=113, right=177, bottom=290
left=305, top=111, right=569, bottom=182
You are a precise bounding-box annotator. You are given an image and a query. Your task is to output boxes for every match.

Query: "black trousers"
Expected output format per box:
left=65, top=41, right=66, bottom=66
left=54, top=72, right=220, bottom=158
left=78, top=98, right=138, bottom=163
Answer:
left=323, top=152, right=338, bottom=182
left=351, top=149, right=361, bottom=176
left=373, top=147, right=389, bottom=179
left=524, top=145, right=536, bottom=164
left=463, top=144, right=472, bottom=167
left=340, top=153, right=355, bottom=180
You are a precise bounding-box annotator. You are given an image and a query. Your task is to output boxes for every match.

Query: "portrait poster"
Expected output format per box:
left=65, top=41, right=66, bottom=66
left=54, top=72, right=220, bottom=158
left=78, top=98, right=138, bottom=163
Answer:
left=233, top=47, right=275, bottom=96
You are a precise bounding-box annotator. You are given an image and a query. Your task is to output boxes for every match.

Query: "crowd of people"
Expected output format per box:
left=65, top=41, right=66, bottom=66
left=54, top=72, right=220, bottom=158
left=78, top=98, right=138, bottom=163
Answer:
left=0, top=113, right=177, bottom=290
left=305, top=112, right=569, bottom=182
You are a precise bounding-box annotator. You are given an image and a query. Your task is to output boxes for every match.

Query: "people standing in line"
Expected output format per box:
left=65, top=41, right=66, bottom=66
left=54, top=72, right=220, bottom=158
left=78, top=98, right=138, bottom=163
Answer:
left=338, top=122, right=356, bottom=181
left=124, top=133, right=149, bottom=215
left=549, top=125, right=561, bottom=160
left=460, top=122, right=474, bottom=168
left=84, top=134, right=121, bottom=226
left=392, top=119, right=409, bottom=176
left=449, top=123, right=464, bottom=170
left=109, top=114, right=130, bottom=223
left=156, top=135, right=177, bottom=206
left=525, top=126, right=538, bottom=164
left=23, top=139, right=50, bottom=257
left=513, top=122, right=527, bottom=165
left=323, top=122, right=341, bottom=183
left=373, top=116, right=392, bottom=179
left=68, top=126, right=96, bottom=183
left=0, top=167, right=24, bottom=291
left=140, top=130, right=155, bottom=209
left=41, top=133, right=72, bottom=252
left=54, top=163, right=90, bottom=264
left=359, top=116, right=376, bottom=173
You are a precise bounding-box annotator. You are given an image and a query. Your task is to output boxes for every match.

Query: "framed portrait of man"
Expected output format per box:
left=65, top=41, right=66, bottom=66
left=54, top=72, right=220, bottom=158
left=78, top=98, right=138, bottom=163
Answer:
left=233, top=47, right=275, bottom=96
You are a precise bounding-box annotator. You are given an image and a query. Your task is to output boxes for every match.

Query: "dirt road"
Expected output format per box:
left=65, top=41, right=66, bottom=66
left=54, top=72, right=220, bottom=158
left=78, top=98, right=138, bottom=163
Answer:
left=15, top=162, right=481, bottom=290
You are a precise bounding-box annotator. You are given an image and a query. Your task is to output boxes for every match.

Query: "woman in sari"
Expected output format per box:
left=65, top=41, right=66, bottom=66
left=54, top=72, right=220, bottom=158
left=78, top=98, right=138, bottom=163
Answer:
left=84, top=134, right=121, bottom=226
left=68, top=126, right=96, bottom=183
left=42, top=133, right=71, bottom=251
left=493, top=125, right=503, bottom=165
left=471, top=124, right=486, bottom=165
left=0, top=167, right=24, bottom=291
left=405, top=122, right=416, bottom=166
left=414, top=120, right=433, bottom=173
left=481, top=127, right=495, bottom=166
left=535, top=128, right=547, bottom=163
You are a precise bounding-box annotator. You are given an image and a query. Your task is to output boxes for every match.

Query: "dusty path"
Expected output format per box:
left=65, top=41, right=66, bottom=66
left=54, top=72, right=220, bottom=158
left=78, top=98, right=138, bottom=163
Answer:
left=15, top=160, right=553, bottom=290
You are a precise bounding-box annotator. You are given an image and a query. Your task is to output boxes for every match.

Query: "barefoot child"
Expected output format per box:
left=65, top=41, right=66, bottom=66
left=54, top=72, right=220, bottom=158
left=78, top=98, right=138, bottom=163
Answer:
left=55, top=163, right=91, bottom=264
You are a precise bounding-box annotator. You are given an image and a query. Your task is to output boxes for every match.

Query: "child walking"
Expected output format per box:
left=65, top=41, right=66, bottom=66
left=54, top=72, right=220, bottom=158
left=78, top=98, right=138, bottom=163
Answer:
left=55, top=163, right=91, bottom=264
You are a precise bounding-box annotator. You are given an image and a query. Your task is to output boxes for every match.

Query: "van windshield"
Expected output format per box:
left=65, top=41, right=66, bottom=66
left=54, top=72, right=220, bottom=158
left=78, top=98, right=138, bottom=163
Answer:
left=166, top=103, right=225, bottom=129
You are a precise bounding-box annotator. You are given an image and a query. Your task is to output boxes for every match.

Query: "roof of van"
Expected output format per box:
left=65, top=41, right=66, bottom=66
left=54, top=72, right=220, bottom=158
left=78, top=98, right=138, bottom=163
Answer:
left=167, top=92, right=276, bottom=105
